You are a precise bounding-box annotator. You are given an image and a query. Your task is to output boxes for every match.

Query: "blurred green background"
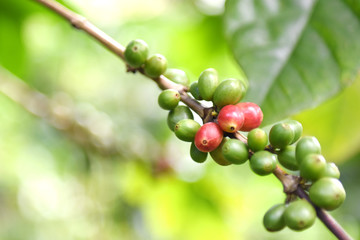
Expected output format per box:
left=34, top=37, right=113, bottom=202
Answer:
left=0, top=0, right=360, bottom=239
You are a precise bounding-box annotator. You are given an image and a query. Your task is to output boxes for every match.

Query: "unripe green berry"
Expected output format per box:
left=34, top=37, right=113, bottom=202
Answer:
left=213, top=78, right=244, bottom=109
left=222, top=139, right=248, bottom=164
left=158, top=89, right=180, bottom=110
left=285, top=120, right=303, bottom=144
left=296, top=136, right=321, bottom=165
left=277, top=145, right=298, bottom=171
left=174, top=119, right=200, bottom=142
left=210, top=138, right=232, bottom=166
left=167, top=106, right=193, bottom=131
left=124, top=39, right=149, bottom=68
left=189, top=81, right=202, bottom=100
left=269, top=123, right=294, bottom=149
left=320, top=162, right=340, bottom=179
left=198, top=68, right=219, bottom=101
left=250, top=151, right=277, bottom=176
left=300, top=154, right=326, bottom=181
left=263, top=204, right=286, bottom=232
left=309, top=177, right=346, bottom=211
left=164, top=68, right=189, bottom=86
left=144, top=54, right=167, bottom=78
left=284, top=199, right=316, bottom=231
left=247, top=128, right=268, bottom=152
left=190, top=142, right=207, bottom=163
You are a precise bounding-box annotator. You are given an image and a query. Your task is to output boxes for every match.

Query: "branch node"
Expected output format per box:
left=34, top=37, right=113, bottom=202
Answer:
left=126, top=65, right=138, bottom=73
left=283, top=173, right=300, bottom=193
left=273, top=166, right=300, bottom=194
left=70, top=15, right=87, bottom=29
left=203, top=107, right=215, bottom=123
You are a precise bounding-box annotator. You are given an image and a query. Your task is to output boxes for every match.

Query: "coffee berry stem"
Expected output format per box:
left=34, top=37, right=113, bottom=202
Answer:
left=273, top=166, right=300, bottom=193
left=234, top=131, right=248, bottom=144
left=34, top=0, right=351, bottom=239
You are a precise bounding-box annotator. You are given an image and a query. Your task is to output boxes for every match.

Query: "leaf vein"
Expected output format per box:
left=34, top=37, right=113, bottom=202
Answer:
left=260, top=0, right=319, bottom=105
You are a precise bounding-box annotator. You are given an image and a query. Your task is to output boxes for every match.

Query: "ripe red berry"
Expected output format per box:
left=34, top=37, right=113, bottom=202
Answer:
left=236, top=102, right=263, bottom=131
left=195, top=122, right=223, bottom=152
left=217, top=105, right=244, bottom=133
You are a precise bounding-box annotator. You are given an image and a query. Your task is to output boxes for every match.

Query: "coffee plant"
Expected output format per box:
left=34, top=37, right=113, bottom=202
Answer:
left=127, top=41, right=349, bottom=236
left=4, top=0, right=358, bottom=239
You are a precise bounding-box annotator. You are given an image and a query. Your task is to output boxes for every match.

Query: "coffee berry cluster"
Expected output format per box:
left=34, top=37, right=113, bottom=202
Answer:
left=263, top=126, right=345, bottom=232
left=124, top=39, right=346, bottom=233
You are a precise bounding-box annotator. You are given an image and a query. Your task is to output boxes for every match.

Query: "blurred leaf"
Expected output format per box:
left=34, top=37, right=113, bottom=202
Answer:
left=224, top=0, right=360, bottom=124
left=0, top=9, right=27, bottom=77
left=0, top=0, right=81, bottom=81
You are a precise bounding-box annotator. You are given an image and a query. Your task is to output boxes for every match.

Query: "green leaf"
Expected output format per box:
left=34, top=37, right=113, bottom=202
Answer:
left=224, top=0, right=360, bottom=124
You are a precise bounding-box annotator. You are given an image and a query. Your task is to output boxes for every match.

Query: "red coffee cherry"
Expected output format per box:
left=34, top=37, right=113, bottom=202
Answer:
left=195, top=122, right=223, bottom=152
left=217, top=105, right=244, bottom=133
left=236, top=102, right=263, bottom=131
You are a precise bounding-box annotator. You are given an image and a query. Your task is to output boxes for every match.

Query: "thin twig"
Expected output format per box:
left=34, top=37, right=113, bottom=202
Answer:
left=33, top=0, right=210, bottom=119
left=32, top=0, right=352, bottom=239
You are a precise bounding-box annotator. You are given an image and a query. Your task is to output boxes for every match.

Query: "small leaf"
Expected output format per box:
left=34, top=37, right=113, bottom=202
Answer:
left=224, top=0, right=360, bottom=124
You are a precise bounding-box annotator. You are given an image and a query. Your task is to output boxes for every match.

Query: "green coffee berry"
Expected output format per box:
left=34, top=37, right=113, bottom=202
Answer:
left=190, top=142, right=207, bottom=163
left=222, top=139, right=248, bottom=164
left=296, top=136, right=321, bottom=165
left=263, top=204, right=286, bottom=232
left=164, top=68, right=189, bottom=86
left=247, top=128, right=268, bottom=152
left=277, top=145, right=298, bottom=171
left=320, top=162, right=340, bottom=179
left=124, top=39, right=149, bottom=68
left=300, top=154, right=326, bottom=181
left=144, top=54, right=167, bottom=78
left=269, top=123, right=294, bottom=149
left=285, top=120, right=303, bottom=144
left=309, top=177, right=346, bottom=211
left=284, top=199, right=316, bottom=231
left=174, top=119, right=200, bottom=142
left=213, top=78, right=244, bottom=109
left=250, top=151, right=277, bottom=176
left=158, top=89, right=180, bottom=110
left=167, top=106, right=193, bottom=131
left=210, top=138, right=232, bottom=166
left=189, top=81, right=202, bottom=100
left=198, top=68, right=219, bottom=101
